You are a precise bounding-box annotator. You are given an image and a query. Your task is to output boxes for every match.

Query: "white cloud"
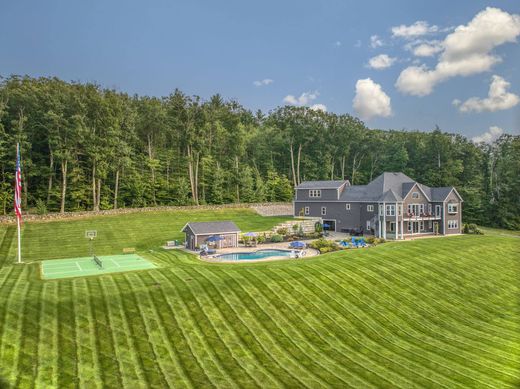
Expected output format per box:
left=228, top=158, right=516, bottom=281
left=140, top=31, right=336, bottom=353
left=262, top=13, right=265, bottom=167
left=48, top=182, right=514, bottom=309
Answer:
left=370, top=35, right=383, bottom=48
left=368, top=54, right=397, bottom=69
left=455, top=75, right=520, bottom=113
left=472, top=126, right=504, bottom=143
left=413, top=41, right=443, bottom=57
left=353, top=78, right=392, bottom=120
left=310, top=104, right=327, bottom=112
left=283, top=91, right=319, bottom=106
left=396, top=7, right=520, bottom=96
left=392, top=21, right=439, bottom=39
left=253, top=78, right=273, bottom=87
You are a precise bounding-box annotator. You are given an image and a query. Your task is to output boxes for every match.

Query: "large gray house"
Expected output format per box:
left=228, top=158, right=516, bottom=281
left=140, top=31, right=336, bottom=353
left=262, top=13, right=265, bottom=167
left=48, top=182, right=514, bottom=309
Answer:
left=293, top=172, right=463, bottom=239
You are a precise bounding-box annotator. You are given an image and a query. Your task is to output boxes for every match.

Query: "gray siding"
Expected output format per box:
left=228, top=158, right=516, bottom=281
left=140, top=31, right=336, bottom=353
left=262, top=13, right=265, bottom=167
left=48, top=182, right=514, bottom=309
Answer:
left=296, top=188, right=341, bottom=201
left=444, top=191, right=462, bottom=234
left=294, top=201, right=364, bottom=231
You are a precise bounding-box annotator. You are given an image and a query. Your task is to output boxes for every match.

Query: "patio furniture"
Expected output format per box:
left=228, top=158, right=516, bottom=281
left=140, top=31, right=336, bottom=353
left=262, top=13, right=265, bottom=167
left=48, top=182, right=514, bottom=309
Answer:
left=289, top=241, right=306, bottom=249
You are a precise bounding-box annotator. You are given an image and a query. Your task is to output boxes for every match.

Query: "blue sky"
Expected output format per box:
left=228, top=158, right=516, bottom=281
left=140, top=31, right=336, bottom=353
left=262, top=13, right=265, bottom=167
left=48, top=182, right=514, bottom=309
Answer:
left=1, top=1, right=519, bottom=141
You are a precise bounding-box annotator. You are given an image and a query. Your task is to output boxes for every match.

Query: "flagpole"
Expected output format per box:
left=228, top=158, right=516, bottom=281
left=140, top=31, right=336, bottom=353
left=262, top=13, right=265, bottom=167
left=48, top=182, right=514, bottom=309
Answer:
left=16, top=143, right=22, bottom=264
left=17, top=209, right=21, bottom=264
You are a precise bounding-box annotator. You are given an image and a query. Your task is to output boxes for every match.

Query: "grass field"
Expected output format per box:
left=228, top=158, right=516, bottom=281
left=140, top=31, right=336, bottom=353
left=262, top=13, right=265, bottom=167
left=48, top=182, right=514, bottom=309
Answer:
left=0, top=210, right=519, bottom=388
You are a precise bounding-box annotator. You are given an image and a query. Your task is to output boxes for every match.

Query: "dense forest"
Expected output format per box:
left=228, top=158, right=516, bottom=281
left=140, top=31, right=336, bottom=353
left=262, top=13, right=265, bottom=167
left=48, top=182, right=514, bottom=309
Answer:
left=0, top=76, right=519, bottom=229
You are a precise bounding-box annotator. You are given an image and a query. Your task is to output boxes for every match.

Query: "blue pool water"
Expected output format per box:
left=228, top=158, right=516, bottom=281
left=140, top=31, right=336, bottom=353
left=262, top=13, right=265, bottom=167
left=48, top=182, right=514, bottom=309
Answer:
left=216, top=249, right=293, bottom=261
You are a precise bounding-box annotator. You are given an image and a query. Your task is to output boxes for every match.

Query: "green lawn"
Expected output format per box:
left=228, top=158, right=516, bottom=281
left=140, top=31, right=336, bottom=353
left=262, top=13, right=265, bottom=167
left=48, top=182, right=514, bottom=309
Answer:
left=0, top=208, right=288, bottom=264
left=0, top=212, right=519, bottom=388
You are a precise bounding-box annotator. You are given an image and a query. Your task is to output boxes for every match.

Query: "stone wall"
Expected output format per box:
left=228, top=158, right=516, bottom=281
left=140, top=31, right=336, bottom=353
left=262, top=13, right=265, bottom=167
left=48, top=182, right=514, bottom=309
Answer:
left=271, top=218, right=321, bottom=234
left=0, top=202, right=293, bottom=225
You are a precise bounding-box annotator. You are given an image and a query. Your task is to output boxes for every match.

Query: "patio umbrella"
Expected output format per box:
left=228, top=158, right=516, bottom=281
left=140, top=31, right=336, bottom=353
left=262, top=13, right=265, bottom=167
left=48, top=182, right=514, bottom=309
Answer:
left=290, top=241, right=305, bottom=248
left=206, top=235, right=225, bottom=242
left=243, top=232, right=257, bottom=237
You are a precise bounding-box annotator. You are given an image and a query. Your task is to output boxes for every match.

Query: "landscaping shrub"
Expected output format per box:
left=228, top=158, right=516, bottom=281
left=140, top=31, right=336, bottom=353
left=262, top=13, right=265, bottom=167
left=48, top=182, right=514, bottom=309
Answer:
left=276, top=227, right=288, bottom=236
left=314, top=222, right=323, bottom=233
left=463, top=223, right=483, bottom=235
left=309, top=238, right=340, bottom=254
left=365, top=236, right=376, bottom=245
left=270, top=234, right=283, bottom=243
left=257, top=235, right=266, bottom=244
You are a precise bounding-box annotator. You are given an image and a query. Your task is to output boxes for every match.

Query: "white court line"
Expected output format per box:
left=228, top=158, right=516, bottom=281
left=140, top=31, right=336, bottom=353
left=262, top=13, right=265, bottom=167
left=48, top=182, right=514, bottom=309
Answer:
left=76, top=262, right=82, bottom=271
left=109, top=259, right=121, bottom=268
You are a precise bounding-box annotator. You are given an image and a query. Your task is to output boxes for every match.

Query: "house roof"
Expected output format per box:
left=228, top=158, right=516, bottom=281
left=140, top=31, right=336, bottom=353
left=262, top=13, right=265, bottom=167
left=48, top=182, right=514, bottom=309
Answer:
left=430, top=187, right=455, bottom=202
left=335, top=172, right=462, bottom=203
left=181, top=221, right=241, bottom=235
left=296, top=180, right=349, bottom=189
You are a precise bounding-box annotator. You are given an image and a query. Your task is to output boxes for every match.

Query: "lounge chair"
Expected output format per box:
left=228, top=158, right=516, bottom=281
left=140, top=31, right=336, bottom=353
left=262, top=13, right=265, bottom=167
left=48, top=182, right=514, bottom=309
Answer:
left=339, top=240, right=350, bottom=248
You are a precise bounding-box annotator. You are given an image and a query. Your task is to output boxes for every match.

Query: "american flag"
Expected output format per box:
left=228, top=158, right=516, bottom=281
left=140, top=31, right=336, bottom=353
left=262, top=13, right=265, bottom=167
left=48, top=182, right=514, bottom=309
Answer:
left=14, top=144, right=22, bottom=223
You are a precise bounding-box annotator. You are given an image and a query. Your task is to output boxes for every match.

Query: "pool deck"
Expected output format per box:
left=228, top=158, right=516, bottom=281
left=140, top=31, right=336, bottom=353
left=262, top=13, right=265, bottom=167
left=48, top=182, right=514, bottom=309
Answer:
left=180, top=241, right=320, bottom=263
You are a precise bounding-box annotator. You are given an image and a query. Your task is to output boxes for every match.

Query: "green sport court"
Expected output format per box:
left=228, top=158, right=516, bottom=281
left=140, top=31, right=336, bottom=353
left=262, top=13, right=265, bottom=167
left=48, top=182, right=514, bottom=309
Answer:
left=41, top=254, right=157, bottom=280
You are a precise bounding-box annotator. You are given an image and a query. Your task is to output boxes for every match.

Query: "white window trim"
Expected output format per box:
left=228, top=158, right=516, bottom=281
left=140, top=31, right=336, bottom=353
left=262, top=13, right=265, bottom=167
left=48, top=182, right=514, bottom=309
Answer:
left=366, top=220, right=371, bottom=230
left=389, top=222, right=395, bottom=232
left=346, top=203, right=351, bottom=210
left=386, top=204, right=395, bottom=216
left=407, top=222, right=412, bottom=232
left=419, top=221, right=424, bottom=231
left=412, top=192, right=419, bottom=199
left=321, top=206, right=327, bottom=216
left=304, top=206, right=310, bottom=216
left=448, top=220, right=458, bottom=229
left=367, top=204, right=374, bottom=212
left=309, top=189, right=322, bottom=198
left=448, top=204, right=458, bottom=214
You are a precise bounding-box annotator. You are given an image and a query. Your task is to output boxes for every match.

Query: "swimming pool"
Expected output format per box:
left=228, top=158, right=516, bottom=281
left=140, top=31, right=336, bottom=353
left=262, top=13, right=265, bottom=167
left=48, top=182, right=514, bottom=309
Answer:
left=216, top=249, right=294, bottom=261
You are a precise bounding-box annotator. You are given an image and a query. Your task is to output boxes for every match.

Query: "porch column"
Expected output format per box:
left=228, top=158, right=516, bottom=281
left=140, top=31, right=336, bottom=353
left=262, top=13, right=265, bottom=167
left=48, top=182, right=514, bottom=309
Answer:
left=382, top=202, right=386, bottom=240
left=395, top=203, right=399, bottom=240
left=400, top=211, right=404, bottom=239
left=378, top=203, right=382, bottom=238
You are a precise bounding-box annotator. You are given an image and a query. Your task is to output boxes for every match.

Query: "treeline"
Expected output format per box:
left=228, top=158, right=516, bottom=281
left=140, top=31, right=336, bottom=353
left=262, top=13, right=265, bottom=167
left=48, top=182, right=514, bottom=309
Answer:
left=0, top=76, right=518, bottom=229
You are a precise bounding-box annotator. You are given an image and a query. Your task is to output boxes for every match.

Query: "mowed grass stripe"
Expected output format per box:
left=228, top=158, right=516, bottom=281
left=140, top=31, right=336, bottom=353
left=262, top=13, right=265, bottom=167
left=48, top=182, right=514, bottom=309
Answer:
left=149, top=266, right=273, bottom=387
left=35, top=282, right=59, bottom=388
left=349, top=263, right=518, bottom=386
left=0, top=266, right=30, bottom=384
left=303, top=261, right=515, bottom=387
left=171, top=268, right=319, bottom=386
left=262, top=266, right=431, bottom=388
left=183, top=266, right=354, bottom=385
left=116, top=275, right=172, bottom=388
left=99, top=277, right=151, bottom=389
left=242, top=271, right=396, bottom=387
left=316, top=260, right=520, bottom=379
left=72, top=279, right=103, bottom=388
left=283, top=265, right=463, bottom=389
left=56, top=282, right=78, bottom=387
left=132, top=273, right=225, bottom=387
left=369, top=252, right=520, bottom=350
left=160, top=266, right=306, bottom=386
left=232, top=269, right=390, bottom=388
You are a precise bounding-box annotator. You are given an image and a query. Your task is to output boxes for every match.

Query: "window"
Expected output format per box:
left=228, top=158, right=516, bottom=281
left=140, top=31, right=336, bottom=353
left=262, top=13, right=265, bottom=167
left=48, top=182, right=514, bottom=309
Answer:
left=321, top=206, right=327, bottom=216
left=309, top=189, right=321, bottom=198
left=367, top=204, right=374, bottom=212
left=428, top=204, right=432, bottom=214
left=419, top=204, right=425, bottom=215
left=428, top=221, right=432, bottom=229
left=346, top=203, right=351, bottom=210
left=407, top=222, right=412, bottom=232
left=386, top=204, right=395, bottom=216
left=448, top=204, right=458, bottom=214
left=412, top=192, right=419, bottom=199
left=304, top=206, right=310, bottom=216
left=398, top=204, right=402, bottom=216
left=379, top=205, right=383, bottom=216
left=419, top=221, right=424, bottom=231
left=366, top=220, right=371, bottom=230
left=448, top=220, right=458, bottom=229
left=435, top=205, right=441, bottom=217
left=389, top=222, right=395, bottom=232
